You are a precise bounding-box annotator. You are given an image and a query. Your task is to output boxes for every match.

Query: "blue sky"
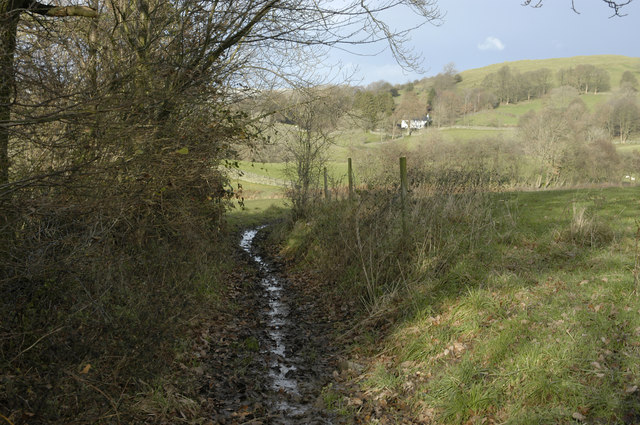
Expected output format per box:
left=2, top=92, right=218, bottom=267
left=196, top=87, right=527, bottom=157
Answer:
left=332, top=0, right=640, bottom=85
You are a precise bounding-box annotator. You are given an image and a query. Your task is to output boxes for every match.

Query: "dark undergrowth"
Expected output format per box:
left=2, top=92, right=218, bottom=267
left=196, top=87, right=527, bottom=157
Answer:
left=0, top=188, right=239, bottom=424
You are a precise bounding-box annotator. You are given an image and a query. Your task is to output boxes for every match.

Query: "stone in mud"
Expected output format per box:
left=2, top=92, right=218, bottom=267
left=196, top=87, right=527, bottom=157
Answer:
left=338, top=360, right=364, bottom=373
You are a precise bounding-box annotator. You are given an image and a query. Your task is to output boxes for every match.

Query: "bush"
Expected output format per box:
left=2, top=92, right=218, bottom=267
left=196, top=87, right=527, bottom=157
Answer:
left=557, top=204, right=614, bottom=247
left=0, top=185, right=231, bottom=422
left=282, top=162, right=502, bottom=314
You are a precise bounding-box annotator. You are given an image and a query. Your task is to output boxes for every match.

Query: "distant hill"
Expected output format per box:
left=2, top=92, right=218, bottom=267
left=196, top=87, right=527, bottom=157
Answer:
left=457, top=55, right=640, bottom=90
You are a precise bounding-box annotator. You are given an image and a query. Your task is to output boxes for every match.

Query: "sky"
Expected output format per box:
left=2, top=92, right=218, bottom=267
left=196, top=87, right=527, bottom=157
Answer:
left=330, top=0, right=640, bottom=86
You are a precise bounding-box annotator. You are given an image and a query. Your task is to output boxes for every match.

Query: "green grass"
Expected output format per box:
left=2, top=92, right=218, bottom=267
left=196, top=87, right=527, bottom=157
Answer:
left=616, top=143, right=640, bottom=155
left=334, top=129, right=384, bottom=146
left=581, top=93, right=609, bottom=111
left=318, top=186, right=640, bottom=424
left=458, top=99, right=546, bottom=127
left=230, top=179, right=283, bottom=199
left=236, top=160, right=288, bottom=180
left=457, top=55, right=640, bottom=91
left=236, top=158, right=352, bottom=185
left=440, top=127, right=515, bottom=141
left=454, top=91, right=617, bottom=128
left=226, top=198, right=288, bottom=229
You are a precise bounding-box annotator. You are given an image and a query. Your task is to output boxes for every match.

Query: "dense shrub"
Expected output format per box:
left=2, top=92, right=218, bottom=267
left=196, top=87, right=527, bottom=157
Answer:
left=282, top=162, right=503, bottom=314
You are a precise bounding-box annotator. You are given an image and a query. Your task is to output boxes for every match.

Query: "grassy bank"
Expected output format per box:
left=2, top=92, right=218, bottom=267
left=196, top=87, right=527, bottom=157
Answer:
left=279, top=185, right=640, bottom=424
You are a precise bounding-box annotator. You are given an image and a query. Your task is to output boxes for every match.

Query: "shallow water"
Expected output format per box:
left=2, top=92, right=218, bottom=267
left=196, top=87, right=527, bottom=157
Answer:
left=240, top=227, right=309, bottom=418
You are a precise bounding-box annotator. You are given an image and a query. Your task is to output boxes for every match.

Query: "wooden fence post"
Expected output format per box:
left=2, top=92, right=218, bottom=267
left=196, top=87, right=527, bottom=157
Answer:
left=348, top=157, right=353, bottom=200
left=324, top=167, right=330, bottom=200
left=400, top=156, right=407, bottom=235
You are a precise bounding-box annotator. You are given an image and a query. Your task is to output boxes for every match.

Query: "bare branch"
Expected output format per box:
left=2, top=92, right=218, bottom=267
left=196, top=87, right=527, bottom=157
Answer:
left=523, top=0, right=633, bottom=16
left=44, top=5, right=98, bottom=18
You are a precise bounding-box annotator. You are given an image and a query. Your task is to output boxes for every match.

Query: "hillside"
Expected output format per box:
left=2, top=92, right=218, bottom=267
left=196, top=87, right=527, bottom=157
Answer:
left=457, top=55, right=640, bottom=90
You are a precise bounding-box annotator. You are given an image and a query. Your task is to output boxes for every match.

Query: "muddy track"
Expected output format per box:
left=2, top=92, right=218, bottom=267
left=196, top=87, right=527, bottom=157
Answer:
left=202, top=226, right=342, bottom=425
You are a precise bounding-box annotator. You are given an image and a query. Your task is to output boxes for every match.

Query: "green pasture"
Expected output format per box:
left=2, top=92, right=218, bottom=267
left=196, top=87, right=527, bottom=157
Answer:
left=226, top=198, right=288, bottom=229
left=457, top=55, right=640, bottom=90
left=230, top=180, right=283, bottom=199
left=440, top=127, right=515, bottom=141
left=354, top=186, right=640, bottom=424
left=236, top=160, right=288, bottom=180
left=455, top=91, right=616, bottom=127
left=458, top=100, right=544, bottom=127
left=616, top=142, right=640, bottom=155
left=581, top=93, right=609, bottom=111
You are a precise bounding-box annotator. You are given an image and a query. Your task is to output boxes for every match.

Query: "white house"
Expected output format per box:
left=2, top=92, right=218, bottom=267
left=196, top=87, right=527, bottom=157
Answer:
left=400, top=115, right=431, bottom=129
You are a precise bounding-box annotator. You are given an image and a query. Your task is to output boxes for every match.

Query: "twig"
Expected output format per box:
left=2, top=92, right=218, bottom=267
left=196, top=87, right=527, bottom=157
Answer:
left=10, top=326, right=65, bottom=364
left=66, top=372, right=122, bottom=425
left=239, top=414, right=276, bottom=425
left=0, top=413, right=15, bottom=425
left=565, top=328, right=576, bottom=342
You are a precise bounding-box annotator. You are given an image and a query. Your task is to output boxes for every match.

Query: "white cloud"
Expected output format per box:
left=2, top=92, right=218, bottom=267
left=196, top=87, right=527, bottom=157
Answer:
left=478, top=36, right=505, bottom=51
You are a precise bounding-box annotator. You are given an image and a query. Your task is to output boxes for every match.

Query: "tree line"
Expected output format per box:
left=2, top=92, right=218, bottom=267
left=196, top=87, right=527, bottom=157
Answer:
left=332, top=63, right=639, bottom=131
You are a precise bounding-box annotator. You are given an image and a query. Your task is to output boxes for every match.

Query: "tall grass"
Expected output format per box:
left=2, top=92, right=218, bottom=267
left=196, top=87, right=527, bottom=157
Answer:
left=282, top=161, right=504, bottom=316
left=556, top=203, right=614, bottom=247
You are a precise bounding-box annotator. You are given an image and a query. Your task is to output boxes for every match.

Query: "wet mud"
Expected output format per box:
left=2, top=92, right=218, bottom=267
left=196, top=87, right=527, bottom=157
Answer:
left=203, top=227, right=340, bottom=425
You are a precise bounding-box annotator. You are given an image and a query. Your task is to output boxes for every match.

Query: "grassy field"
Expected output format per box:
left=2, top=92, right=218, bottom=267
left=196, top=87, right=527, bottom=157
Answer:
left=457, top=55, right=640, bottom=91
left=456, top=102, right=541, bottom=127
left=440, top=127, right=515, bottom=141
left=327, top=186, right=640, bottom=424
left=617, top=143, right=640, bottom=154
left=236, top=160, right=288, bottom=180
left=226, top=198, right=288, bottom=229
left=235, top=55, right=640, bottom=194
left=455, top=92, right=616, bottom=127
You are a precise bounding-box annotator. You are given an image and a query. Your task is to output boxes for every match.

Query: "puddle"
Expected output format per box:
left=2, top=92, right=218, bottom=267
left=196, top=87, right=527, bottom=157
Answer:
left=240, top=227, right=313, bottom=419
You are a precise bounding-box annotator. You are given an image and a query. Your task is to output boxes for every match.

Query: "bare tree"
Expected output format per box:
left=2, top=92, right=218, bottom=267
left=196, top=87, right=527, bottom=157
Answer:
left=523, top=0, right=633, bottom=16
left=1, top=1, right=97, bottom=184
left=1, top=0, right=443, bottom=187
left=519, top=107, right=571, bottom=186
left=433, top=90, right=462, bottom=126
left=620, top=70, right=639, bottom=90
left=602, top=94, right=640, bottom=143
left=283, top=87, right=346, bottom=218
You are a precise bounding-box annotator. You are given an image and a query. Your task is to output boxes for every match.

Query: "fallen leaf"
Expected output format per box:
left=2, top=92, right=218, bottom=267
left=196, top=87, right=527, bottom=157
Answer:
left=80, top=364, right=91, bottom=374
left=349, top=397, right=364, bottom=406
left=572, top=412, right=586, bottom=421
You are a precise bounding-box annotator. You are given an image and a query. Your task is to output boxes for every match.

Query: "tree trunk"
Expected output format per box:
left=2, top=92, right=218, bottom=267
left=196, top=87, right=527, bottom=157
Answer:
left=0, top=3, right=19, bottom=185
left=0, top=0, right=97, bottom=185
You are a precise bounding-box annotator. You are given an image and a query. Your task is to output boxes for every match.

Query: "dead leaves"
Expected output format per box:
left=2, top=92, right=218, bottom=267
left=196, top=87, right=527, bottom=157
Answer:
left=572, top=411, right=587, bottom=421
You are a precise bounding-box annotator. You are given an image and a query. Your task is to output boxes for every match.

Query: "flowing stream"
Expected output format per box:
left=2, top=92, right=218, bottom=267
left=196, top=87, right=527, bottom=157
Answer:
left=239, top=227, right=312, bottom=421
